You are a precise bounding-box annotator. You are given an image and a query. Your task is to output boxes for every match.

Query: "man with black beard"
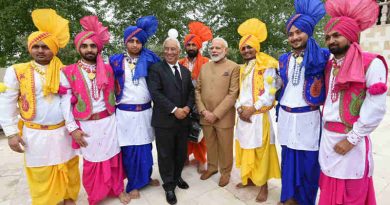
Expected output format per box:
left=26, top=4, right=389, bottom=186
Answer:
left=318, top=0, right=388, bottom=204
left=276, top=0, right=330, bottom=204
left=61, top=16, right=128, bottom=205
left=179, top=22, right=212, bottom=174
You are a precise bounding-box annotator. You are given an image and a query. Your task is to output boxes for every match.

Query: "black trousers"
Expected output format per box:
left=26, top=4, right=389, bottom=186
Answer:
left=155, top=126, right=189, bottom=191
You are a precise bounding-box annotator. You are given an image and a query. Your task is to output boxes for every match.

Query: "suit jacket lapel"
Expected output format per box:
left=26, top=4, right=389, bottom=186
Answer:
left=179, top=65, right=187, bottom=88
left=163, top=60, right=181, bottom=90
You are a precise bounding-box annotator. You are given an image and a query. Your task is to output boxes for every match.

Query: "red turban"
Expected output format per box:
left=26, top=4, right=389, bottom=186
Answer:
left=324, top=0, right=379, bottom=90
left=74, top=16, right=110, bottom=89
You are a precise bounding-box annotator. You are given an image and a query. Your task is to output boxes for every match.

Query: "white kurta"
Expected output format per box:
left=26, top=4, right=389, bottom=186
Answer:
left=0, top=64, right=76, bottom=167
left=319, top=57, right=387, bottom=179
left=60, top=67, right=120, bottom=163
left=116, top=59, right=154, bottom=146
left=278, top=56, right=322, bottom=151
left=234, top=60, right=276, bottom=149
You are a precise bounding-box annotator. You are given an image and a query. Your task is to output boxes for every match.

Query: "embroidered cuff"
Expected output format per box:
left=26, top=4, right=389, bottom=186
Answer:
left=3, top=124, right=19, bottom=137
left=347, top=129, right=364, bottom=145
left=66, top=121, right=79, bottom=133
left=368, top=82, right=388, bottom=95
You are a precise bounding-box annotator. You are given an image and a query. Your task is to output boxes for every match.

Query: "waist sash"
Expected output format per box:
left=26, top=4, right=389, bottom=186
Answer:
left=24, top=121, right=65, bottom=130
left=86, top=110, right=111, bottom=121
left=280, top=105, right=319, bottom=113
left=117, top=102, right=152, bottom=112
left=324, top=122, right=352, bottom=134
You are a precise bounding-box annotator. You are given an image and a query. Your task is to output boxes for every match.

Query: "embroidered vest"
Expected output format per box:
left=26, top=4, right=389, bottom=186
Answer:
left=324, top=52, right=388, bottom=127
left=278, top=51, right=328, bottom=106
left=239, top=64, right=275, bottom=113
left=62, top=63, right=116, bottom=120
left=14, top=62, right=36, bottom=120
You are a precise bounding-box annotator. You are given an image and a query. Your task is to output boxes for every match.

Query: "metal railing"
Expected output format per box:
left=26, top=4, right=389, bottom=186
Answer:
left=379, top=0, right=390, bottom=25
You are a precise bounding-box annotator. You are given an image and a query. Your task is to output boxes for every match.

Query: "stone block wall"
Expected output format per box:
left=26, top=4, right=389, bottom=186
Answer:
left=360, top=24, right=390, bottom=95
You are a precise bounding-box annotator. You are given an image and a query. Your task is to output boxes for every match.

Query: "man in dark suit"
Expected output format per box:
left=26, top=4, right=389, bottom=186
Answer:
left=147, top=33, right=195, bottom=205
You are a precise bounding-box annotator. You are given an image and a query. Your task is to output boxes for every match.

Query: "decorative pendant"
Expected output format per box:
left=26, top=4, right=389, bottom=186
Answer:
left=331, top=89, right=339, bottom=103
left=296, top=56, right=303, bottom=65
left=332, top=67, right=339, bottom=76
left=88, top=72, right=96, bottom=80
left=129, top=63, right=135, bottom=70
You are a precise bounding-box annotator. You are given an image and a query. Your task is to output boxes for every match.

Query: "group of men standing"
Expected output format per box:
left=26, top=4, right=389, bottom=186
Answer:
left=0, top=0, right=388, bottom=205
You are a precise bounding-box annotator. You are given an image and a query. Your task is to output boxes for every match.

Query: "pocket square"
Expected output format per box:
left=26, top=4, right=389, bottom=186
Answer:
left=223, top=71, right=229, bottom=76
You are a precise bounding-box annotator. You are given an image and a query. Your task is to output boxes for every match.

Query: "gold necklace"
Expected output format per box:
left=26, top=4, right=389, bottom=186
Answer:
left=242, top=60, right=255, bottom=80
left=31, top=61, right=46, bottom=76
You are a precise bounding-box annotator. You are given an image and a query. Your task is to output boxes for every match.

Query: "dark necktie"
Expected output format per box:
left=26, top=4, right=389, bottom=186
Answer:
left=173, top=65, right=182, bottom=87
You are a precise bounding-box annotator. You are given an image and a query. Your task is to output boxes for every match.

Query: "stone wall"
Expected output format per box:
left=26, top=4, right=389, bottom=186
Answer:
left=360, top=24, right=390, bottom=95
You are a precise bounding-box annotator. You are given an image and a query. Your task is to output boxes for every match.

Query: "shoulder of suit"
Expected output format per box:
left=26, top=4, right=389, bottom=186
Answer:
left=150, top=61, right=164, bottom=69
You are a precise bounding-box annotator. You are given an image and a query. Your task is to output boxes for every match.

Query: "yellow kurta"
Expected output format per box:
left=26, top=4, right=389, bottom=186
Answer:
left=235, top=54, right=280, bottom=186
left=25, top=156, right=80, bottom=205
left=235, top=113, right=280, bottom=186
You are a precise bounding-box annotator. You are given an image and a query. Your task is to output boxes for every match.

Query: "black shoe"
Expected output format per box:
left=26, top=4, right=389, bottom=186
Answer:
left=177, top=177, right=189, bottom=189
left=165, top=190, right=177, bottom=205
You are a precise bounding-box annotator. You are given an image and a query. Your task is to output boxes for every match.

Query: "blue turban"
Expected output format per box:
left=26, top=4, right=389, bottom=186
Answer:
left=123, top=15, right=158, bottom=45
left=286, top=0, right=328, bottom=75
left=110, top=16, right=160, bottom=102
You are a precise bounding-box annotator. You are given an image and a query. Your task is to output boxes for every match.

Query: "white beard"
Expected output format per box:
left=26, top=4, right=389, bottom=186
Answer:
left=210, top=54, right=225, bottom=62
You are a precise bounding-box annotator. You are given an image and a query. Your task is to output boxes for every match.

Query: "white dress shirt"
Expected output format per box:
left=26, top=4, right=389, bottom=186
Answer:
left=277, top=57, right=322, bottom=151
left=0, top=63, right=76, bottom=167
left=319, top=57, right=387, bottom=179
left=60, top=65, right=120, bottom=162
left=116, top=58, right=154, bottom=146
left=235, top=60, right=277, bottom=148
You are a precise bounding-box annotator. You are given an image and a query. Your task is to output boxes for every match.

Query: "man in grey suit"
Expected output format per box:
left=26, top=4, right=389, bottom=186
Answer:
left=147, top=32, right=195, bottom=205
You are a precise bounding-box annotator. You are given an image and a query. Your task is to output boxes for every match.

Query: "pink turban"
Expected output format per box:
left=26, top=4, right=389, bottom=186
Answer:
left=324, top=0, right=379, bottom=90
left=74, top=16, right=110, bottom=89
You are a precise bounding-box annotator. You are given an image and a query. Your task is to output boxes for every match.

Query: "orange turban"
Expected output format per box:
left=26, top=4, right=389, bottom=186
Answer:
left=183, top=22, right=213, bottom=50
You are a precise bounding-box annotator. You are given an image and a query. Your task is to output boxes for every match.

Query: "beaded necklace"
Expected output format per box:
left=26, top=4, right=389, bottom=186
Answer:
left=78, top=60, right=100, bottom=101
left=330, top=57, right=344, bottom=103
left=31, top=61, right=46, bottom=76
left=31, top=61, right=54, bottom=102
left=31, top=61, right=47, bottom=87
left=242, top=59, right=256, bottom=82
left=125, top=53, right=139, bottom=86
left=291, top=52, right=304, bottom=86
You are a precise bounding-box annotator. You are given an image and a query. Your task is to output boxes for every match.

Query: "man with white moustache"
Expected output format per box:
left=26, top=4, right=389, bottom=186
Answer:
left=195, top=37, right=240, bottom=187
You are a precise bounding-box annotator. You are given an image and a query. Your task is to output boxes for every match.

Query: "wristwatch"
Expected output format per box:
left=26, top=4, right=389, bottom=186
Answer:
left=237, top=107, right=243, bottom=114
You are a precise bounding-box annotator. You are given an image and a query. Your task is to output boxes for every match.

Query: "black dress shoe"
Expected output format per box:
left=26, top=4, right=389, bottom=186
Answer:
left=177, top=177, right=189, bottom=189
left=165, top=190, right=177, bottom=205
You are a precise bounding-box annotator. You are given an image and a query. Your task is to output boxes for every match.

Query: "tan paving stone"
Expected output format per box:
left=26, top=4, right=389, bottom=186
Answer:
left=1, top=97, right=390, bottom=204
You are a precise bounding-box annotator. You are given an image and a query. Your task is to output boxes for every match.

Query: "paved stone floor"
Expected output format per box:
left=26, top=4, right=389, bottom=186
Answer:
left=0, top=97, right=389, bottom=205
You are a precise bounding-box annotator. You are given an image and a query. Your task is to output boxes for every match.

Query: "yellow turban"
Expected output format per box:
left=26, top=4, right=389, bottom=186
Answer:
left=238, top=18, right=267, bottom=52
left=237, top=18, right=278, bottom=70
left=27, top=9, right=70, bottom=96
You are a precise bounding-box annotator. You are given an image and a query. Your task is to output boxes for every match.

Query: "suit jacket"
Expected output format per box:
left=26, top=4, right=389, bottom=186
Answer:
left=195, top=58, right=240, bottom=128
left=147, top=60, right=195, bottom=128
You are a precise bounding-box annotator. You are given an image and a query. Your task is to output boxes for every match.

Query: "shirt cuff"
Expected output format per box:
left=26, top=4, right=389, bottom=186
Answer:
left=254, top=101, right=263, bottom=111
left=66, top=121, right=79, bottom=133
left=346, top=129, right=364, bottom=145
left=2, top=124, right=19, bottom=137
left=171, top=107, right=177, bottom=113
left=235, top=101, right=241, bottom=109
